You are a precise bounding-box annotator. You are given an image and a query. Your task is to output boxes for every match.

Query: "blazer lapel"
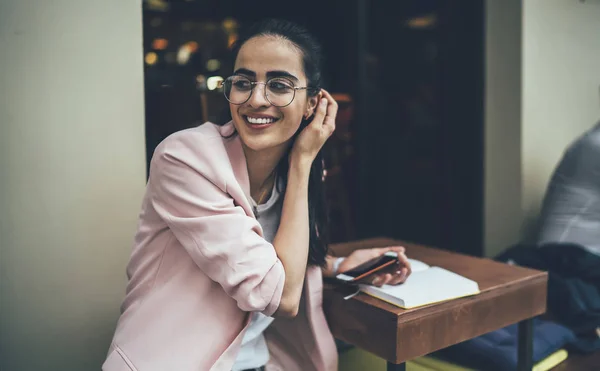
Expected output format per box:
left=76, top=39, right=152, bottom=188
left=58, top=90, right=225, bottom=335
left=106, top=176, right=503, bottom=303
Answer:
left=220, top=121, right=253, bottom=205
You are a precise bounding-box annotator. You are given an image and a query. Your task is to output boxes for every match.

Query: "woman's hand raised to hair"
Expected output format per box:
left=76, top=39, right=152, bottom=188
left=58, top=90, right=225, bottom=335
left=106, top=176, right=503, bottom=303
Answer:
left=290, top=89, right=337, bottom=166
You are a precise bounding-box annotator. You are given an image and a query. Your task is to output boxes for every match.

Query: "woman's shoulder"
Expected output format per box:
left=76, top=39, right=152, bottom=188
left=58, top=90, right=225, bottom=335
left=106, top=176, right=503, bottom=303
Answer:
left=151, top=121, right=237, bottom=180
left=155, top=121, right=232, bottom=156
left=159, top=121, right=229, bottom=147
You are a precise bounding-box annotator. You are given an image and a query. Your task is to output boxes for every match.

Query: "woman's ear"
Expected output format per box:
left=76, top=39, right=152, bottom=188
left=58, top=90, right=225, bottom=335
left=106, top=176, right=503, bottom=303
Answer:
left=305, top=92, right=322, bottom=119
left=304, top=108, right=313, bottom=119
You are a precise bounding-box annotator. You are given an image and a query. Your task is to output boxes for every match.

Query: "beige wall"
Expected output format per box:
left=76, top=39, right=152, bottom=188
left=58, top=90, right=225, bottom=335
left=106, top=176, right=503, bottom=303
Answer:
left=485, top=0, right=600, bottom=256
left=0, top=1, right=146, bottom=370
left=484, top=0, right=524, bottom=257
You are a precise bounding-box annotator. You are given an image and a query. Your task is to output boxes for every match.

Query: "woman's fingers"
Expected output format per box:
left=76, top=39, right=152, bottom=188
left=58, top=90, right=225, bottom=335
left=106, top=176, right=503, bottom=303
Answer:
left=319, top=89, right=338, bottom=124
left=367, top=245, right=412, bottom=287
left=315, top=89, right=336, bottom=138
left=371, top=246, right=405, bottom=257
left=311, top=97, right=328, bottom=127
left=371, top=268, right=408, bottom=287
left=309, top=95, right=335, bottom=138
left=370, top=275, right=381, bottom=286
left=396, top=251, right=412, bottom=277
left=290, top=90, right=336, bottom=162
left=370, top=274, right=386, bottom=287
left=388, top=267, right=409, bottom=285
left=386, top=246, right=406, bottom=255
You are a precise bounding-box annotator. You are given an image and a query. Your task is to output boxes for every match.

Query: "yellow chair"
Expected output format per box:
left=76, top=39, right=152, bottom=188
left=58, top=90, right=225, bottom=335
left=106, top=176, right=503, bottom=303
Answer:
left=338, top=347, right=442, bottom=371
left=338, top=347, right=569, bottom=371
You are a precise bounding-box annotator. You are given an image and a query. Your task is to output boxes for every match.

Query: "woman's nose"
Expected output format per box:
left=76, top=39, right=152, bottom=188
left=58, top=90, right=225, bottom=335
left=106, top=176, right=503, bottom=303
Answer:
left=247, top=83, right=271, bottom=108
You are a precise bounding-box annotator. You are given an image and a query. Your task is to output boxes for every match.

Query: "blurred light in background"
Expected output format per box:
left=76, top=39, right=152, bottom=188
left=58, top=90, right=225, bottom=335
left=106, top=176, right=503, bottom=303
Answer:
left=406, top=14, right=437, bottom=29
left=145, top=52, right=158, bottom=65
left=177, top=48, right=191, bottom=65
left=222, top=17, right=239, bottom=49
left=196, top=74, right=207, bottom=90
left=176, top=42, right=198, bottom=65
left=206, top=76, right=224, bottom=91
left=145, top=0, right=169, bottom=12
left=185, top=41, right=199, bottom=53
left=222, top=18, right=238, bottom=32
left=228, top=34, right=238, bottom=48
left=152, top=38, right=169, bottom=50
left=206, top=59, right=221, bottom=72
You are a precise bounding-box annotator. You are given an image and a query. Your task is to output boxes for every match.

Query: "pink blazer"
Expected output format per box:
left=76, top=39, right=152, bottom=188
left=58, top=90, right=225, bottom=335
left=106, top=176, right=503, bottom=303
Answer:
left=103, top=122, right=338, bottom=371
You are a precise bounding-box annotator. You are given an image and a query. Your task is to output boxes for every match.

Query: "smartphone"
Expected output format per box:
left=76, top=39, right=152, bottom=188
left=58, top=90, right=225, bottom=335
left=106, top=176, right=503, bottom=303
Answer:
left=335, top=252, right=398, bottom=284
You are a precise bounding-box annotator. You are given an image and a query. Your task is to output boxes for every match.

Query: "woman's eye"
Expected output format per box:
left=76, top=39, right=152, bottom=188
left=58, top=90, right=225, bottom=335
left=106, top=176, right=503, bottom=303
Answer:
left=268, top=81, right=292, bottom=92
left=233, top=80, right=252, bottom=90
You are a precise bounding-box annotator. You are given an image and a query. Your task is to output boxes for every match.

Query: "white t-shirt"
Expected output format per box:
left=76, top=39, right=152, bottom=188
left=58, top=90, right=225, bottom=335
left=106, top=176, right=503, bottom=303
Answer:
left=232, top=182, right=282, bottom=371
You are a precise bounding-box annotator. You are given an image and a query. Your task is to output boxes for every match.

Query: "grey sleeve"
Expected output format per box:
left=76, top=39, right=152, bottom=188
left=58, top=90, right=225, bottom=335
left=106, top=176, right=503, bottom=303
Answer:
left=536, top=128, right=600, bottom=255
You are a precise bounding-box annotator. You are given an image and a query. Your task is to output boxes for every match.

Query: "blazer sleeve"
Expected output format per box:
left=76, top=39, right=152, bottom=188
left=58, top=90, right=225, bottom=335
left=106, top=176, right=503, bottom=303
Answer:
left=148, top=143, right=284, bottom=317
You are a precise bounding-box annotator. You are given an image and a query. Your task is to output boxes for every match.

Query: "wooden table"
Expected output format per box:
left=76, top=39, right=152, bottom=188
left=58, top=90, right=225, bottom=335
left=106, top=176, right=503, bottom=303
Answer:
left=324, top=238, right=548, bottom=371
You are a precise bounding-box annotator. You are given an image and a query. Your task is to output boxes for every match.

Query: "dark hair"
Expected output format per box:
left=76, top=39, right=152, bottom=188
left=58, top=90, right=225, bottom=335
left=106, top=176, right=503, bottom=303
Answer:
left=219, top=18, right=329, bottom=267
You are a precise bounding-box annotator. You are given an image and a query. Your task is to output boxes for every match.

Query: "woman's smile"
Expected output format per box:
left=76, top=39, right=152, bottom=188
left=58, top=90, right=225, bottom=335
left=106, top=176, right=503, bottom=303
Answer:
left=242, top=113, right=280, bottom=130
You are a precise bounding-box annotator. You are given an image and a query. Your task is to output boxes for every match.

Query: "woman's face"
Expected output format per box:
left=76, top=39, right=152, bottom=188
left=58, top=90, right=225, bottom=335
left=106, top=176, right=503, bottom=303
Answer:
left=230, top=35, right=318, bottom=153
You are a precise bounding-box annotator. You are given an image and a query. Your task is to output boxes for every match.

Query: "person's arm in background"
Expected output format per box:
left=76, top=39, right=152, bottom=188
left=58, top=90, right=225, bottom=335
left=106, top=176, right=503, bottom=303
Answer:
left=537, top=123, right=600, bottom=254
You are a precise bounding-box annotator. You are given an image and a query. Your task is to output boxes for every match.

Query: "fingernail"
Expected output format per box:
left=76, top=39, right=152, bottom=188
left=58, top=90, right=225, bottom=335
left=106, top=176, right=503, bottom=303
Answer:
left=396, top=270, right=402, bottom=275
left=320, top=98, right=327, bottom=105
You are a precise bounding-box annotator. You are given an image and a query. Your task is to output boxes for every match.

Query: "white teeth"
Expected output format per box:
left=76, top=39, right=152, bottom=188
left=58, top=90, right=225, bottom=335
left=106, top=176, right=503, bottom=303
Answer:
left=246, top=116, right=275, bottom=124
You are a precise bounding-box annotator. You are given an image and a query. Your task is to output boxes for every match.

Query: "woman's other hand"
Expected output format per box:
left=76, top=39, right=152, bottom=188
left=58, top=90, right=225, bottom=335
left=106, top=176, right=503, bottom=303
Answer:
left=338, top=246, right=412, bottom=287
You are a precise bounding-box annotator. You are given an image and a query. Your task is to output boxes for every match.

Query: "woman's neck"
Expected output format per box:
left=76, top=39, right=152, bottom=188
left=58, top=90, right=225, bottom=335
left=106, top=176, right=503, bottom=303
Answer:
left=243, top=143, right=288, bottom=201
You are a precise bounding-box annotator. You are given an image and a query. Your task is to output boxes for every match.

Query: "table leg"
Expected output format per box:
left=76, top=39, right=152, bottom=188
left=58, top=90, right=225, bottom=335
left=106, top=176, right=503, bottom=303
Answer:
left=387, top=361, right=406, bottom=371
left=518, top=318, right=534, bottom=371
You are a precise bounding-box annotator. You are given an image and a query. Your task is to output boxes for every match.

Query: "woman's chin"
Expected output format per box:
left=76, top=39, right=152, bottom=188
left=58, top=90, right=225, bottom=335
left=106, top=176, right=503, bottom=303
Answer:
left=242, top=140, right=278, bottom=153
left=234, top=123, right=296, bottom=154
left=239, top=134, right=292, bottom=155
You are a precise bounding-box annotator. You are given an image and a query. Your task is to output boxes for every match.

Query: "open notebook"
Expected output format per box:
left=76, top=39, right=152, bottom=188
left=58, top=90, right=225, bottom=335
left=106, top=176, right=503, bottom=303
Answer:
left=358, top=257, right=480, bottom=309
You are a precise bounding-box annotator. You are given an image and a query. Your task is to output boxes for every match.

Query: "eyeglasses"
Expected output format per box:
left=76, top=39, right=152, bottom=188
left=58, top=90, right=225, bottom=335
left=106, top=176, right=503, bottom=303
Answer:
left=221, top=75, right=317, bottom=107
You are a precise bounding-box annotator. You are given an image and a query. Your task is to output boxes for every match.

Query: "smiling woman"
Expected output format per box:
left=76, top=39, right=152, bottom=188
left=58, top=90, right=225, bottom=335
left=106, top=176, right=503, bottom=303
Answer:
left=217, top=20, right=330, bottom=271
left=102, top=18, right=410, bottom=371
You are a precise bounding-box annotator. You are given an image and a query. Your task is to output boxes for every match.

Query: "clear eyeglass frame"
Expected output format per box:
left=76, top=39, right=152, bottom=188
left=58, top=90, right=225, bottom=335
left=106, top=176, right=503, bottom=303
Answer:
left=220, top=75, right=317, bottom=107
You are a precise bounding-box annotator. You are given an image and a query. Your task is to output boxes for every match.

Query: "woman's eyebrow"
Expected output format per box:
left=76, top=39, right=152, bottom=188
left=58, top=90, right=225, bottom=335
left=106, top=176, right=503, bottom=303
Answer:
left=233, top=68, right=299, bottom=82
left=266, top=70, right=299, bottom=82
left=233, top=68, right=255, bottom=77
